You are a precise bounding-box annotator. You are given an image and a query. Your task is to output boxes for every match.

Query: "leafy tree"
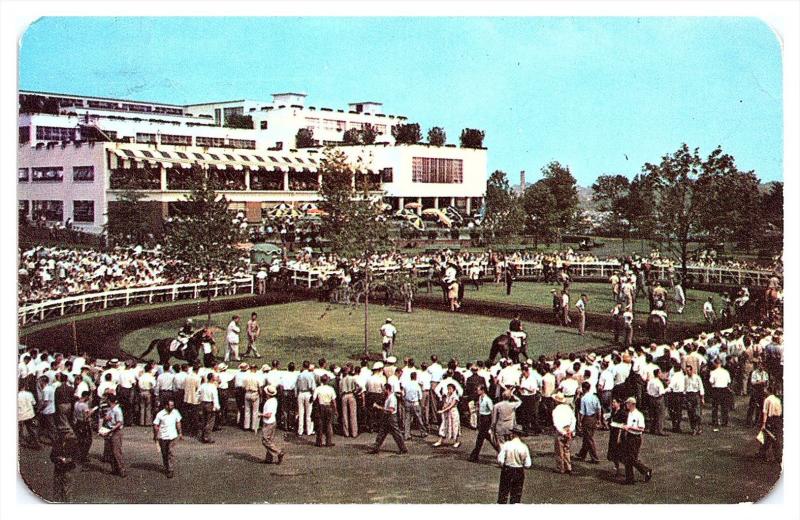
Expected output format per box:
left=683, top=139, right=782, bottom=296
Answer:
left=484, top=170, right=524, bottom=240
left=342, top=128, right=361, bottom=145
left=106, top=176, right=162, bottom=246
left=459, top=128, right=485, bottom=148
left=622, top=173, right=657, bottom=243
left=428, top=126, right=447, bottom=146
left=295, top=128, right=316, bottom=148
left=224, top=114, right=254, bottom=129
left=391, top=123, right=422, bottom=145
left=164, top=168, right=248, bottom=322
left=318, top=148, right=388, bottom=258
left=539, top=161, right=579, bottom=241
left=760, top=182, right=783, bottom=238
left=361, top=123, right=378, bottom=144
left=522, top=180, right=559, bottom=245
left=592, top=174, right=631, bottom=245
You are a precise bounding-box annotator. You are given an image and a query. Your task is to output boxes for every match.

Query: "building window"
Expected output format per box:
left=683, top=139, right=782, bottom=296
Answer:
left=136, top=133, right=157, bottom=144
left=19, top=126, right=30, bottom=144
left=73, top=201, right=95, bottom=223
left=375, top=124, right=387, bottom=135
left=348, top=121, right=364, bottom=131
left=73, top=166, right=95, bottom=182
left=223, top=107, right=244, bottom=118
left=160, top=134, right=192, bottom=145
left=260, top=121, right=268, bottom=130
left=32, top=200, right=64, bottom=222
left=35, top=126, right=76, bottom=141
left=31, top=166, right=64, bottom=182
left=411, top=157, right=463, bottom=183
left=18, top=168, right=29, bottom=182
left=381, top=167, right=393, bottom=183
left=227, top=139, right=256, bottom=149
left=19, top=200, right=30, bottom=221
left=197, top=136, right=225, bottom=147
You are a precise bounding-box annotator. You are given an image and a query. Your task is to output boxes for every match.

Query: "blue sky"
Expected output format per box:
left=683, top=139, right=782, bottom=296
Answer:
left=19, top=17, right=783, bottom=186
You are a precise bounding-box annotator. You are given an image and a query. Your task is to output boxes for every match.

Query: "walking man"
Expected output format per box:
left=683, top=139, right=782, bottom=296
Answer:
left=152, top=399, right=182, bottom=478
left=244, top=312, right=261, bottom=358
left=225, top=315, right=241, bottom=362
left=576, top=294, right=588, bottom=336
left=621, top=397, right=653, bottom=484
left=369, top=384, right=408, bottom=454
left=259, top=385, right=284, bottom=464
left=496, top=426, right=531, bottom=504
left=100, top=394, right=126, bottom=478
left=470, top=385, right=499, bottom=462
left=401, top=371, right=428, bottom=440
left=380, top=318, right=398, bottom=362
left=575, top=382, right=601, bottom=463
left=552, top=393, right=575, bottom=474
left=198, top=373, right=220, bottom=443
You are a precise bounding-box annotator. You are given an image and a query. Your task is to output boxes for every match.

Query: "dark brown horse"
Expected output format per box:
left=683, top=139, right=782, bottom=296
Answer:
left=489, top=333, right=529, bottom=364
left=140, top=329, right=208, bottom=366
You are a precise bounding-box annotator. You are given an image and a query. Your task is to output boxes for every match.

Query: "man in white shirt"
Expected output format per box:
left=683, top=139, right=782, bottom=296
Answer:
left=259, top=386, right=284, bottom=464
left=621, top=397, right=653, bottom=485
left=496, top=426, right=532, bottom=503
left=225, top=315, right=241, bottom=362
left=137, top=365, right=156, bottom=426
left=152, top=399, right=183, bottom=478
left=312, top=375, right=338, bottom=447
left=575, top=294, right=588, bottom=336
left=708, top=358, right=732, bottom=427
left=646, top=368, right=668, bottom=436
left=683, top=365, right=705, bottom=435
left=551, top=393, right=576, bottom=475
left=703, top=297, right=716, bottom=325
left=379, top=319, right=398, bottom=361
left=198, top=373, right=220, bottom=443
left=155, top=364, right=175, bottom=409
left=18, top=382, right=39, bottom=449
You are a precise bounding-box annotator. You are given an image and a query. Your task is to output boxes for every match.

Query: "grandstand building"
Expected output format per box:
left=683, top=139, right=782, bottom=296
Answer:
left=18, top=91, right=487, bottom=234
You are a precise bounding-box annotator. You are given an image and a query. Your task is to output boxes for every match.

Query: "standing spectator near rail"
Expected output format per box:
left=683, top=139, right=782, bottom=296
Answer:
left=244, top=312, right=261, bottom=358
left=225, top=315, right=241, bottom=362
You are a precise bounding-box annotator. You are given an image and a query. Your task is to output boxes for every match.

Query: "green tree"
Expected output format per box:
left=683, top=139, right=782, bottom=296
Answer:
left=361, top=123, right=378, bottom=144
left=539, top=161, right=579, bottom=242
left=318, top=148, right=388, bottom=258
left=105, top=177, right=162, bottom=246
left=427, top=126, right=447, bottom=146
left=224, top=114, right=254, bottom=129
left=391, top=123, right=422, bottom=145
left=295, top=128, right=316, bottom=148
left=459, top=128, right=485, bottom=148
left=484, top=170, right=523, bottom=240
left=591, top=174, right=631, bottom=245
left=342, top=128, right=360, bottom=145
left=164, top=168, right=248, bottom=322
left=521, top=180, right=559, bottom=245
left=760, top=182, right=783, bottom=238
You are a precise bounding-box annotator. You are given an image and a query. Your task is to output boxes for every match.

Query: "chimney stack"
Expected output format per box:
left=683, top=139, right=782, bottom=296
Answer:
left=520, top=170, right=526, bottom=192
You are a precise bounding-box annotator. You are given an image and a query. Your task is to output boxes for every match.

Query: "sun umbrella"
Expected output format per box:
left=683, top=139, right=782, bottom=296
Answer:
left=421, top=208, right=442, bottom=216
left=404, top=202, right=422, bottom=209
left=307, top=208, right=328, bottom=216
left=300, top=202, right=318, bottom=212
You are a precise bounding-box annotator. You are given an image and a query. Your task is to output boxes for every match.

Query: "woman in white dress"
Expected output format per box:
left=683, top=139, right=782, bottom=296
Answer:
left=434, top=384, right=461, bottom=448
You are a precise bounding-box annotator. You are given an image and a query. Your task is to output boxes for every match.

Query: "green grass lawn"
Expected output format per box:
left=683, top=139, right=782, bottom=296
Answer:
left=122, top=301, right=612, bottom=365
left=459, top=281, right=714, bottom=325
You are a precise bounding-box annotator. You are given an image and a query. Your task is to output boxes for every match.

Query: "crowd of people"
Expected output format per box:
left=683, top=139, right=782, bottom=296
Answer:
left=17, top=310, right=784, bottom=502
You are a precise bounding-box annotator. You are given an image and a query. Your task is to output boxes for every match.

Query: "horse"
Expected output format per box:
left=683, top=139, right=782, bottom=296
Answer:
left=140, top=328, right=207, bottom=366
left=489, top=333, right=529, bottom=364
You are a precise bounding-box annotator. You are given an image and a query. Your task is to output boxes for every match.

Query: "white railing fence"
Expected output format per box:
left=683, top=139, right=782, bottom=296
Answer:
left=19, top=278, right=254, bottom=326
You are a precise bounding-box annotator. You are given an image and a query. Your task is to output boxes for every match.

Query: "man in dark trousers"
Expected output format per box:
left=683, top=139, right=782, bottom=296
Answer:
left=621, top=397, right=653, bottom=485
left=497, top=426, right=531, bottom=503
left=50, top=428, right=77, bottom=502
left=470, top=385, right=499, bottom=462
left=504, top=262, right=516, bottom=296
left=575, top=382, right=601, bottom=463
left=369, top=384, right=408, bottom=454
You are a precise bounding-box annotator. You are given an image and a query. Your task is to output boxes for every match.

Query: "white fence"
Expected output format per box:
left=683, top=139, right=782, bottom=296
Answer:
left=19, top=278, right=254, bottom=326
left=287, top=261, right=779, bottom=288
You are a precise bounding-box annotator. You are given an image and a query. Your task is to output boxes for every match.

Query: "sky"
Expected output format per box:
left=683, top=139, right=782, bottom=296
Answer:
left=18, top=17, right=783, bottom=186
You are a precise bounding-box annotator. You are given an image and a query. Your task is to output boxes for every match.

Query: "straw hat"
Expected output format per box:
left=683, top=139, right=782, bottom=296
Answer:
left=626, top=397, right=637, bottom=405
left=372, top=361, right=384, bottom=370
left=265, top=385, right=277, bottom=397
left=239, top=363, right=249, bottom=370
left=553, top=393, right=569, bottom=404
left=386, top=356, right=397, bottom=364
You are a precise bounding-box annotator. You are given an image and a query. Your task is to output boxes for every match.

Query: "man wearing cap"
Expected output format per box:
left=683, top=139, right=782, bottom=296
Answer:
left=551, top=392, right=575, bottom=474
left=496, top=425, right=531, bottom=503
left=380, top=319, right=397, bottom=361
left=621, top=397, right=652, bottom=484
left=369, top=384, right=408, bottom=455
left=259, top=385, right=284, bottom=464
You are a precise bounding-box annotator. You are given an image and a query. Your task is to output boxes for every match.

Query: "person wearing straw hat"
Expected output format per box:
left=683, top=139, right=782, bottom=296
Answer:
left=380, top=319, right=398, bottom=361
left=621, top=397, right=652, bottom=485
left=551, top=392, right=575, bottom=474
left=259, top=385, right=284, bottom=464
left=496, top=425, right=531, bottom=504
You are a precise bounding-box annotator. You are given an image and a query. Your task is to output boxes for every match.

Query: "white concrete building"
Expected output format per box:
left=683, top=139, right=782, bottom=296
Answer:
left=18, top=91, right=486, bottom=235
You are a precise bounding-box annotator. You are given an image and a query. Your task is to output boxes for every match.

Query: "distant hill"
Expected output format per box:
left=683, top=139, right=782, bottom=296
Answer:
left=511, top=184, right=598, bottom=210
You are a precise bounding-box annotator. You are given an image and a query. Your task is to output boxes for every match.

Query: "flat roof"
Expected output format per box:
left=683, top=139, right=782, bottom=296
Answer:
left=272, top=92, right=307, bottom=97
left=183, top=100, right=248, bottom=107
left=19, top=89, right=184, bottom=108
left=349, top=101, right=383, bottom=105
